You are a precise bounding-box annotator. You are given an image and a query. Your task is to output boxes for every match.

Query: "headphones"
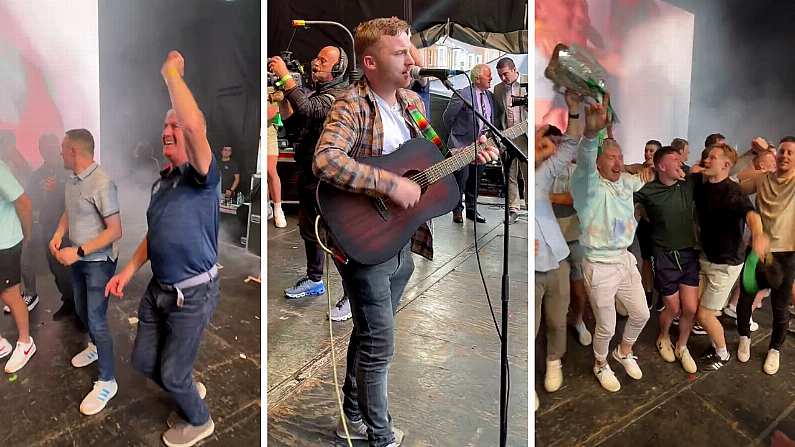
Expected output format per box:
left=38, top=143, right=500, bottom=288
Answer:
left=331, top=46, right=349, bottom=78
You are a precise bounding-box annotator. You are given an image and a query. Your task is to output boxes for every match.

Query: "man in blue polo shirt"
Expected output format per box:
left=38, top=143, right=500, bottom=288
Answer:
left=105, top=51, right=219, bottom=447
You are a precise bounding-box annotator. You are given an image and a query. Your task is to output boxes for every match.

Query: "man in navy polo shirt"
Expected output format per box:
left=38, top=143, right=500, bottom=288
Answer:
left=105, top=50, right=219, bottom=447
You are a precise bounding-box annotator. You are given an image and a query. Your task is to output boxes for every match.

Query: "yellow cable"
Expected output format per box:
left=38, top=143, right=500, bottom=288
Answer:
left=316, top=215, right=354, bottom=447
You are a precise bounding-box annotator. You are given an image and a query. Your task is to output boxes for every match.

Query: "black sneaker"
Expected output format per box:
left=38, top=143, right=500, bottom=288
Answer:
left=705, top=352, right=731, bottom=371
left=691, top=322, right=707, bottom=335
left=4, top=295, right=39, bottom=313
left=53, top=301, right=76, bottom=321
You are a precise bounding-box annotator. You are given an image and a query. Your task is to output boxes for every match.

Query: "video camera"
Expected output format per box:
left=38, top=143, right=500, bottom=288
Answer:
left=510, top=82, right=528, bottom=107
left=267, top=50, right=305, bottom=88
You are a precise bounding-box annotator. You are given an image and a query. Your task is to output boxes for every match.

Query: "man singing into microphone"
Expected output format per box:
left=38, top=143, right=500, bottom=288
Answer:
left=313, top=17, right=500, bottom=446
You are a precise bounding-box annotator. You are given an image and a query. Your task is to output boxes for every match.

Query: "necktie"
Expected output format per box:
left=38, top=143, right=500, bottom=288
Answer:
left=480, top=91, right=487, bottom=134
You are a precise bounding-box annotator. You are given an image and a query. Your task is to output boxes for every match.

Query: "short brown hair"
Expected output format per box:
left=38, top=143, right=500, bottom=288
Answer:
left=671, top=137, right=689, bottom=153
left=66, top=128, right=95, bottom=156
left=354, top=17, right=410, bottom=62
left=707, top=142, right=737, bottom=166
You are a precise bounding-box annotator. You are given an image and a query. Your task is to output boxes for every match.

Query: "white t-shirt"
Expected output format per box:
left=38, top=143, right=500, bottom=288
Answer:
left=373, top=92, right=411, bottom=155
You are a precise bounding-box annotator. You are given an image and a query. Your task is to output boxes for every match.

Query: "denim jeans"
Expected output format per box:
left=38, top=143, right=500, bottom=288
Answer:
left=71, top=259, right=117, bottom=381
left=337, top=244, right=414, bottom=447
left=131, top=276, right=220, bottom=426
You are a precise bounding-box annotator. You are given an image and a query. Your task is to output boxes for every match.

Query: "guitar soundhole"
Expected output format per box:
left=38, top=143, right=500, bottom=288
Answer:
left=403, top=170, right=427, bottom=194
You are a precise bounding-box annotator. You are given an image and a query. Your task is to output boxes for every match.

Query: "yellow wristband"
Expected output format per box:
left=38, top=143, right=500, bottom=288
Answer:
left=280, top=74, right=292, bottom=84
left=166, top=67, right=181, bottom=79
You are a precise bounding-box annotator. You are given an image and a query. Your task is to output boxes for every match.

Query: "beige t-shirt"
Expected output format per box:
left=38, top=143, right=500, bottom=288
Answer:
left=755, top=172, right=795, bottom=252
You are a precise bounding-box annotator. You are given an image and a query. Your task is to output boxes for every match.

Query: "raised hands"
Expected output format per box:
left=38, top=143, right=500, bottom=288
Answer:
left=584, top=93, right=611, bottom=139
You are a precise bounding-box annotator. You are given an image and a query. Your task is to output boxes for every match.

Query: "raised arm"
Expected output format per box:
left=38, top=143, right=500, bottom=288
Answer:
left=564, top=91, right=584, bottom=139
left=161, top=51, right=212, bottom=176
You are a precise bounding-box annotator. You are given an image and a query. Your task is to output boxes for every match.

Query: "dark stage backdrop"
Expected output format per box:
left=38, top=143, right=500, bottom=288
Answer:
left=267, top=0, right=526, bottom=66
left=99, top=0, right=260, bottom=192
left=665, top=0, right=795, bottom=157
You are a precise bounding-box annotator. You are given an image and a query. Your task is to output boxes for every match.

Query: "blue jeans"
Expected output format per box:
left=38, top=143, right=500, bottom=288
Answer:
left=131, top=276, right=220, bottom=426
left=337, top=244, right=414, bottom=447
left=71, top=260, right=117, bottom=381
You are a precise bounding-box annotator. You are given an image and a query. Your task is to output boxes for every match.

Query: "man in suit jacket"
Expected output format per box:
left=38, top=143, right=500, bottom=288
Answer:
left=493, top=57, right=529, bottom=224
left=443, top=64, right=496, bottom=223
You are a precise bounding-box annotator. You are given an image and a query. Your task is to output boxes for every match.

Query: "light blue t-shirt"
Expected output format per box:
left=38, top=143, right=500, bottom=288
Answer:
left=0, top=160, right=24, bottom=249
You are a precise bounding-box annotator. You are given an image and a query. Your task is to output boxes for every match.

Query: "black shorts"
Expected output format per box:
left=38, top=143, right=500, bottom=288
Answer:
left=651, top=246, right=700, bottom=297
left=0, top=242, right=22, bottom=293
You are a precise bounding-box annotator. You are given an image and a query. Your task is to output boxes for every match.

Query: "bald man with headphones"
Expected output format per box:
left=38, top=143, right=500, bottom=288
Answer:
left=268, top=47, right=351, bottom=314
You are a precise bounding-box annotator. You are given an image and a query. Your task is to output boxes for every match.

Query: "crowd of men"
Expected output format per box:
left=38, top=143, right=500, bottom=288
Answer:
left=0, top=51, right=222, bottom=447
left=535, top=91, right=795, bottom=413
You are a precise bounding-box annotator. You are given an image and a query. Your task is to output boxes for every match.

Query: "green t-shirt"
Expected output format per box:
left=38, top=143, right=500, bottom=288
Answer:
left=634, top=173, right=699, bottom=251
left=0, top=160, right=24, bottom=249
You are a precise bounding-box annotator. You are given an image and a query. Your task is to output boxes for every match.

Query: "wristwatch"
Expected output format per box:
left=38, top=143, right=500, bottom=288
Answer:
left=77, top=246, right=85, bottom=257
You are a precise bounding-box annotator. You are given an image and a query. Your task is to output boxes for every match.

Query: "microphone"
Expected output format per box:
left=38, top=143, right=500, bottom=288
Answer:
left=409, top=66, right=466, bottom=80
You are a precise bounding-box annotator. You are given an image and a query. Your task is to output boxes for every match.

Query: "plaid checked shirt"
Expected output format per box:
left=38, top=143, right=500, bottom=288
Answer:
left=313, top=80, right=437, bottom=260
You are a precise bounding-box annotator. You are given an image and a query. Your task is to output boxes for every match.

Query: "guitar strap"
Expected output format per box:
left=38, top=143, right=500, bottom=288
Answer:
left=405, top=102, right=448, bottom=157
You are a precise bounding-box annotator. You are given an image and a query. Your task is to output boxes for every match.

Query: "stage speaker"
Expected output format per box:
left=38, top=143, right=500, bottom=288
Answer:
left=246, top=174, right=262, bottom=256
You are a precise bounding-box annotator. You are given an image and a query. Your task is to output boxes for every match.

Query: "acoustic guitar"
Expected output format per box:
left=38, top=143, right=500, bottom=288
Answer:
left=316, top=121, right=528, bottom=265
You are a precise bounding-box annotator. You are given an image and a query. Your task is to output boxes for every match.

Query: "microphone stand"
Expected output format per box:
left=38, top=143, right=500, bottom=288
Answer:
left=439, top=77, right=527, bottom=447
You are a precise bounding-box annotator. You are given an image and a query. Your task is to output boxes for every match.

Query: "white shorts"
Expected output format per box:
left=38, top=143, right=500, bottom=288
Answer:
left=699, top=257, right=743, bottom=311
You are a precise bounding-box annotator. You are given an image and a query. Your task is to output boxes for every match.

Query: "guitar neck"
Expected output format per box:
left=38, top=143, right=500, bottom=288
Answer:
left=419, top=121, right=528, bottom=185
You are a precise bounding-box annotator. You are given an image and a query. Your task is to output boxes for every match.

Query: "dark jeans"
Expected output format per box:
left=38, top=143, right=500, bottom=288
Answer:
left=131, top=276, right=220, bottom=426
left=337, top=244, right=414, bottom=447
left=738, top=251, right=795, bottom=350
left=47, top=236, right=74, bottom=303
left=297, top=170, right=325, bottom=282
left=71, top=260, right=117, bottom=381
left=453, top=164, right=484, bottom=212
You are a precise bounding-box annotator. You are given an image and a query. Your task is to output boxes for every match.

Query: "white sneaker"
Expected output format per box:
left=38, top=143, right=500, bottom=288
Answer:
left=0, top=337, right=11, bottom=359
left=738, top=336, right=751, bottom=363
left=593, top=363, right=621, bottom=392
left=575, top=320, right=592, bottom=346
left=750, top=317, right=759, bottom=332
left=611, top=348, right=643, bottom=380
left=764, top=349, right=780, bottom=375
left=5, top=338, right=35, bottom=373
left=71, top=343, right=98, bottom=368
left=544, top=359, right=563, bottom=392
left=675, top=346, right=698, bottom=374
left=657, top=337, right=676, bottom=363
left=274, top=207, right=287, bottom=228
left=723, top=305, right=737, bottom=319
left=80, top=379, right=118, bottom=415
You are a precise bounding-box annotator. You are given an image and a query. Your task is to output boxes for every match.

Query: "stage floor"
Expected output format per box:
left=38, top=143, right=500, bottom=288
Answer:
left=0, top=205, right=261, bottom=446
left=267, top=199, right=529, bottom=446
left=535, top=283, right=795, bottom=446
